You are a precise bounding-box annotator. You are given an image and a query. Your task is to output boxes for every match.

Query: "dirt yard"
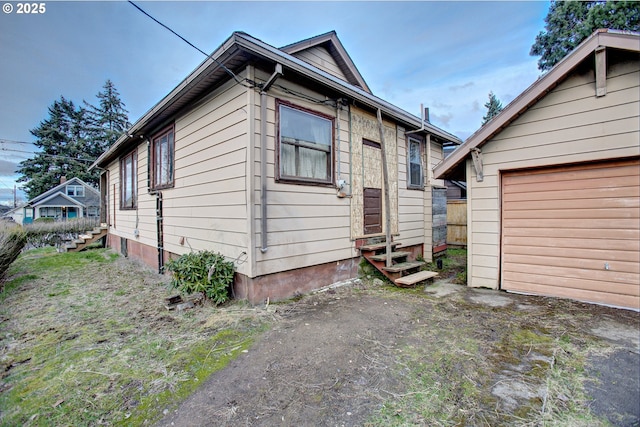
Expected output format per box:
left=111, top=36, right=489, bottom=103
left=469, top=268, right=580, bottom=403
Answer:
left=158, top=278, right=640, bottom=427
left=2, top=248, right=638, bottom=426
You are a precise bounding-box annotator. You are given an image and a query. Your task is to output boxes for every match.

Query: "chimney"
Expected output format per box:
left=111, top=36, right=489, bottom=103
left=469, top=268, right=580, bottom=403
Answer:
left=60, top=176, right=67, bottom=184
left=424, top=107, right=430, bottom=123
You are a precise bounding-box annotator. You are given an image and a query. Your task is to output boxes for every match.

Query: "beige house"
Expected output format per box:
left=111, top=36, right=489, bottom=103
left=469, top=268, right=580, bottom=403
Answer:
left=435, top=30, right=639, bottom=311
left=92, top=31, right=461, bottom=303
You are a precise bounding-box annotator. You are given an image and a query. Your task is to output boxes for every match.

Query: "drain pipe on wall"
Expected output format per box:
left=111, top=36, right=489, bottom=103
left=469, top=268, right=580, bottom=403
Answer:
left=260, top=64, right=283, bottom=253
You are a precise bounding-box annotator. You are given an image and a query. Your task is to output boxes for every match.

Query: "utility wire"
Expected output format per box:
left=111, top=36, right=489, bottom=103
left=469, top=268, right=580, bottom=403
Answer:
left=0, top=139, right=35, bottom=146
left=128, top=1, right=255, bottom=89
left=0, top=148, right=94, bottom=163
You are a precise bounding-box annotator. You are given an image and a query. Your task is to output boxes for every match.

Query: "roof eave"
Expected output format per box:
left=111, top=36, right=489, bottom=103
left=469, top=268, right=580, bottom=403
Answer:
left=234, top=33, right=461, bottom=143
left=434, top=29, right=640, bottom=180
left=93, top=31, right=462, bottom=170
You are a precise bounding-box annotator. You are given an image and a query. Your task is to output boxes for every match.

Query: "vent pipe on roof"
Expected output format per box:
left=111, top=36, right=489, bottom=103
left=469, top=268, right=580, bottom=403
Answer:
left=406, top=103, right=428, bottom=135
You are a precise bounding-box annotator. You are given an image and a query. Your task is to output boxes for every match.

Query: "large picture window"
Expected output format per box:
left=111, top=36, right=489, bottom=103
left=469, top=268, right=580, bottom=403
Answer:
left=151, top=125, right=174, bottom=190
left=277, top=101, right=333, bottom=185
left=120, top=150, right=137, bottom=209
left=407, top=136, right=424, bottom=189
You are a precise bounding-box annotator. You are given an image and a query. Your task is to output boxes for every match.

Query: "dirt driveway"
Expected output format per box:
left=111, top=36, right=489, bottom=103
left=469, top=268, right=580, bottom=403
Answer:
left=157, top=279, right=639, bottom=427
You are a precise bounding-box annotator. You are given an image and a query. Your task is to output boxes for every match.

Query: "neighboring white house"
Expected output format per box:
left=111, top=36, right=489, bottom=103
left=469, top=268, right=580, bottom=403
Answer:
left=434, top=30, right=639, bottom=310
left=91, top=31, right=462, bottom=303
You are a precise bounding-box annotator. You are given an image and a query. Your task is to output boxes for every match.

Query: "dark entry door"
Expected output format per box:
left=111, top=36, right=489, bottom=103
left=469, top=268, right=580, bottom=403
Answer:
left=364, top=187, right=382, bottom=234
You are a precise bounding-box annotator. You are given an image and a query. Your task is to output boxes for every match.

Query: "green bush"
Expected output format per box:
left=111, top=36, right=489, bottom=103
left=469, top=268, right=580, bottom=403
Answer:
left=0, top=227, right=27, bottom=282
left=165, top=251, right=235, bottom=305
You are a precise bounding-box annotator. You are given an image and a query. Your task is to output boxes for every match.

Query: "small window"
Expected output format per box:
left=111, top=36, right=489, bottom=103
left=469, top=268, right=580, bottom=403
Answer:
left=87, top=207, right=99, bottom=217
left=66, top=185, right=84, bottom=197
left=120, top=150, right=137, bottom=210
left=407, top=137, right=424, bottom=189
left=151, top=125, right=175, bottom=190
left=277, top=101, right=333, bottom=185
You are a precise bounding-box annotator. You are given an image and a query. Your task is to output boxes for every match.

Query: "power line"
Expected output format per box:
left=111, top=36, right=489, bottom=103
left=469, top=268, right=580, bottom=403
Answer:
left=128, top=1, right=255, bottom=89
left=0, top=139, right=35, bottom=146
left=0, top=148, right=94, bottom=163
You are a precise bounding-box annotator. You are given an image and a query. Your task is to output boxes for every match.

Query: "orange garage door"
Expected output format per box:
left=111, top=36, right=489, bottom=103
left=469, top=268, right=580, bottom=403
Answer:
left=501, top=158, right=640, bottom=310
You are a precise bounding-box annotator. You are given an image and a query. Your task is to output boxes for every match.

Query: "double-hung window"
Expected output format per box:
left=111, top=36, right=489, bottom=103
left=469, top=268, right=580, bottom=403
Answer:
left=151, top=125, right=175, bottom=190
left=120, top=150, right=137, bottom=209
left=66, top=185, right=84, bottom=197
left=277, top=101, right=333, bottom=185
left=407, top=136, right=424, bottom=189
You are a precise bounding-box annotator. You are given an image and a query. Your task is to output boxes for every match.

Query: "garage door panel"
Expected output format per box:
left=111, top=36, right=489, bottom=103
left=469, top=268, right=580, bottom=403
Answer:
left=503, top=263, right=640, bottom=286
left=501, top=158, right=640, bottom=309
left=504, top=207, right=639, bottom=220
left=503, top=174, right=637, bottom=194
left=503, top=253, right=640, bottom=274
left=504, top=227, right=639, bottom=241
left=503, top=271, right=639, bottom=297
left=505, top=197, right=640, bottom=212
left=502, top=161, right=638, bottom=185
left=504, top=280, right=640, bottom=310
left=503, top=217, right=639, bottom=230
left=504, top=244, right=640, bottom=263
left=502, top=186, right=639, bottom=202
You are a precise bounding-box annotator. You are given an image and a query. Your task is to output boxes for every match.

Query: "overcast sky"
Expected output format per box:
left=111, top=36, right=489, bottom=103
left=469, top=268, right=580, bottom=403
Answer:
left=0, top=1, right=550, bottom=206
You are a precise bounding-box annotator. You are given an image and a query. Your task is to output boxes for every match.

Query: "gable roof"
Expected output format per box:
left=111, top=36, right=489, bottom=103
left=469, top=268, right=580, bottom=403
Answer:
left=92, top=31, right=461, bottom=169
left=32, top=192, right=85, bottom=208
left=280, top=31, right=371, bottom=93
left=434, top=29, right=640, bottom=180
left=28, top=177, right=98, bottom=206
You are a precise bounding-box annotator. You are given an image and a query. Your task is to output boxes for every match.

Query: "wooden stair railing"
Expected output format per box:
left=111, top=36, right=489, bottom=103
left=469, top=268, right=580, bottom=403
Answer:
left=360, top=240, right=438, bottom=287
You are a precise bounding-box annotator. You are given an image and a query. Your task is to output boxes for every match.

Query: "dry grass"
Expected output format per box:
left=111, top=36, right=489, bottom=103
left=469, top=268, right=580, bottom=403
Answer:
left=0, top=247, right=274, bottom=426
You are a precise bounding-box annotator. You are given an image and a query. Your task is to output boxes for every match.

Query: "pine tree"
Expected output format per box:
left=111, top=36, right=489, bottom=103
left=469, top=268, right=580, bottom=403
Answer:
left=85, top=79, right=130, bottom=157
left=17, top=81, right=129, bottom=200
left=530, top=1, right=640, bottom=72
left=17, top=97, right=96, bottom=199
left=481, top=92, right=503, bottom=126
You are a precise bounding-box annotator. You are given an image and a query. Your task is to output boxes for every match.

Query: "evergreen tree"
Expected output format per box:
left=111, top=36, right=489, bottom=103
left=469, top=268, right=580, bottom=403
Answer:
left=482, top=92, right=503, bottom=125
left=17, top=97, right=96, bottom=199
left=17, top=81, right=129, bottom=200
left=85, top=79, right=130, bottom=157
left=531, top=1, right=640, bottom=72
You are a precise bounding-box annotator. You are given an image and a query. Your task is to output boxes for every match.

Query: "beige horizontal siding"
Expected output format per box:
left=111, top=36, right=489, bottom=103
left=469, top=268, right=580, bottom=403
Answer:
left=253, top=73, right=355, bottom=277
left=292, top=46, right=349, bottom=82
left=466, top=56, right=640, bottom=292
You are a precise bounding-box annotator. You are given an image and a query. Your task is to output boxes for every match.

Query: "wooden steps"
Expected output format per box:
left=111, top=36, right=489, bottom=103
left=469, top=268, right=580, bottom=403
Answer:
left=360, top=239, right=438, bottom=287
left=65, top=224, right=108, bottom=252
left=395, top=270, right=439, bottom=287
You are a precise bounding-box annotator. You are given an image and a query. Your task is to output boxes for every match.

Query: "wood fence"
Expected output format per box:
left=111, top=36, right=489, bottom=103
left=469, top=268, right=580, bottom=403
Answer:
left=446, top=200, right=467, bottom=246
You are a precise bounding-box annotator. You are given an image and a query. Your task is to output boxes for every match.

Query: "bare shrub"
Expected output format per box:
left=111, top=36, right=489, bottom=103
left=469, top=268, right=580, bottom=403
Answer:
left=24, top=217, right=100, bottom=248
left=0, top=224, right=27, bottom=282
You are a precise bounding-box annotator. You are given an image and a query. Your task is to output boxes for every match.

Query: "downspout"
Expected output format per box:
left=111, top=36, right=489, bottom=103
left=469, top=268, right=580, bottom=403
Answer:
left=260, top=64, right=283, bottom=253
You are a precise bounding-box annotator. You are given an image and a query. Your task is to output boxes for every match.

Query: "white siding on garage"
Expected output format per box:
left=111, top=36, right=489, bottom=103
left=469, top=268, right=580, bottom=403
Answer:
left=465, top=55, right=640, bottom=294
